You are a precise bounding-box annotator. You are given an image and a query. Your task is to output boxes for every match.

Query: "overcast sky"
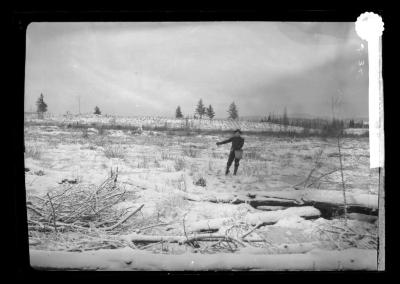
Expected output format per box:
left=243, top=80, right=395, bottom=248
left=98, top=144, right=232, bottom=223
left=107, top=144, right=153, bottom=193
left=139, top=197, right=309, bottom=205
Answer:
left=25, top=21, right=369, bottom=119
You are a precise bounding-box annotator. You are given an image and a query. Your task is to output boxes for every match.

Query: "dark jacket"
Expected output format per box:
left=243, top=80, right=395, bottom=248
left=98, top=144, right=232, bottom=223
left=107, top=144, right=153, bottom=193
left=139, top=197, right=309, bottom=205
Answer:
left=217, top=136, right=244, bottom=151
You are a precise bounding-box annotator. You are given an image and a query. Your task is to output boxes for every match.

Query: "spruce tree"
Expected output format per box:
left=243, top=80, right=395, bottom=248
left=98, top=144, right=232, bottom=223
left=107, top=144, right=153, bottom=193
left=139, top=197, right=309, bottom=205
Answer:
left=283, top=107, right=289, bottom=127
left=227, top=102, right=238, bottom=120
left=195, top=99, right=206, bottom=119
left=94, top=106, right=101, bottom=115
left=175, top=106, right=183, bottom=118
left=206, top=104, right=215, bottom=119
left=36, top=93, right=48, bottom=113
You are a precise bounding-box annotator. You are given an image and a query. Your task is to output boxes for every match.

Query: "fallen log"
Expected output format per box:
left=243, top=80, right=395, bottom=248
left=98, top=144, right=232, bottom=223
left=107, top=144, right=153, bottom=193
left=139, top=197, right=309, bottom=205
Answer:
left=185, top=206, right=320, bottom=233
left=256, top=206, right=286, bottom=211
left=258, top=189, right=378, bottom=216
left=183, top=193, right=300, bottom=208
left=183, top=193, right=242, bottom=204
left=30, top=247, right=377, bottom=270
left=120, top=232, right=246, bottom=246
left=245, top=206, right=321, bottom=226
left=248, top=198, right=303, bottom=208
left=347, top=213, right=378, bottom=224
left=187, top=217, right=233, bottom=233
left=183, top=189, right=377, bottom=217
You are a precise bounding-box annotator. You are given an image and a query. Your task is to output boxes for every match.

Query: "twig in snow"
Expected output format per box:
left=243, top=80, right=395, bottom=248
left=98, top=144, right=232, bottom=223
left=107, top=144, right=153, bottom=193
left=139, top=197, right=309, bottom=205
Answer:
left=103, top=204, right=144, bottom=231
left=337, top=135, right=348, bottom=225
left=241, top=222, right=263, bottom=239
left=27, top=205, right=44, bottom=217
left=46, top=193, right=58, bottom=233
left=135, top=222, right=171, bottom=233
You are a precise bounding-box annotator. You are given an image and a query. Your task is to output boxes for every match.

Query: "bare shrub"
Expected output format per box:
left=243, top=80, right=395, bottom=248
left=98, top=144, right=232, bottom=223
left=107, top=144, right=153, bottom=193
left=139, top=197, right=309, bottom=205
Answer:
left=169, top=174, right=188, bottom=192
left=245, top=149, right=267, bottom=161
left=97, top=125, right=106, bottom=135
left=161, top=151, right=174, bottom=160
left=211, top=150, right=219, bottom=159
left=208, top=160, right=213, bottom=172
left=280, top=152, right=294, bottom=167
left=81, top=128, right=89, bottom=139
left=303, top=154, right=313, bottom=160
left=211, top=150, right=225, bottom=159
left=194, top=177, right=206, bottom=187
left=47, top=139, right=61, bottom=148
left=92, top=137, right=106, bottom=148
left=154, top=193, right=188, bottom=219
left=25, top=143, right=42, bottom=160
left=174, top=157, right=186, bottom=171
left=182, top=145, right=200, bottom=158
left=154, top=159, right=161, bottom=168
left=177, top=174, right=188, bottom=192
left=137, top=156, right=150, bottom=168
left=103, top=144, right=126, bottom=159
left=241, top=162, right=270, bottom=181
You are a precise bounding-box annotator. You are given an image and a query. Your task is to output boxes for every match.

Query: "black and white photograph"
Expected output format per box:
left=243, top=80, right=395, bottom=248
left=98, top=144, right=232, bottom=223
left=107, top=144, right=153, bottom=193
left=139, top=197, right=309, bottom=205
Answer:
left=23, top=16, right=384, bottom=271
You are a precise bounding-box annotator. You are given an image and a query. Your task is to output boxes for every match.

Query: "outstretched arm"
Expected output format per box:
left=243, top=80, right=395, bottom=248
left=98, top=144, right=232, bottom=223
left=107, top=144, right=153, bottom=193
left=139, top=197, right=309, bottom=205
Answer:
left=216, top=137, right=232, bottom=146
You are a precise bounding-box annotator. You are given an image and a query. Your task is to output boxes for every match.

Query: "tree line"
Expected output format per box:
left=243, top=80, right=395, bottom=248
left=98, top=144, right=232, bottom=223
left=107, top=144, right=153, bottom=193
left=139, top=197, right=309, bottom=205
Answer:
left=34, top=94, right=239, bottom=120
left=260, top=110, right=368, bottom=130
left=176, top=99, right=239, bottom=120
left=33, top=94, right=366, bottom=129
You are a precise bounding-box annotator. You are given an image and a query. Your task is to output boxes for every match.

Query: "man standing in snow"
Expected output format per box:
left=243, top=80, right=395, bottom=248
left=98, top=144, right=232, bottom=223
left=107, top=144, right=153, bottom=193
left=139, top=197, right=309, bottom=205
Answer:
left=216, top=129, right=245, bottom=175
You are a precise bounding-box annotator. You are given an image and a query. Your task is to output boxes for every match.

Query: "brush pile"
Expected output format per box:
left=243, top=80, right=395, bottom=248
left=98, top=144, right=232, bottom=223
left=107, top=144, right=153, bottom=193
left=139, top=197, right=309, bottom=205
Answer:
left=26, top=169, right=140, bottom=234
left=311, top=219, right=378, bottom=250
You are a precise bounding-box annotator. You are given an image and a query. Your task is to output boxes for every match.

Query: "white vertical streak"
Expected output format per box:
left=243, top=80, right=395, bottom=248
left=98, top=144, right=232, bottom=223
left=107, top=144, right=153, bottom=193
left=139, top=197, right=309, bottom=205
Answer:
left=368, top=36, right=382, bottom=168
left=355, top=12, right=384, bottom=168
left=378, top=37, right=384, bottom=169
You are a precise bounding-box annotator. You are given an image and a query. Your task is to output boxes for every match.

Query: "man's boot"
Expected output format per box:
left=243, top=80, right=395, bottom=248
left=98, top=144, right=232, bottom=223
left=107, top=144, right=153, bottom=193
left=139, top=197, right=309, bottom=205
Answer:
left=225, top=166, right=230, bottom=175
left=233, top=165, right=239, bottom=175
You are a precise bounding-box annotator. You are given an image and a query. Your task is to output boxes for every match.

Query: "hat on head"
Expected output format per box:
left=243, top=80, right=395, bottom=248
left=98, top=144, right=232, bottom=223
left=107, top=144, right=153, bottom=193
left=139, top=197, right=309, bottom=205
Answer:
left=234, top=129, right=242, bottom=134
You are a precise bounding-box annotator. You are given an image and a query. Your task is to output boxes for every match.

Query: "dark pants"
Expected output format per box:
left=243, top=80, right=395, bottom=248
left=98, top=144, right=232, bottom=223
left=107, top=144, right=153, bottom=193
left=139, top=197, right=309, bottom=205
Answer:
left=226, top=150, right=240, bottom=174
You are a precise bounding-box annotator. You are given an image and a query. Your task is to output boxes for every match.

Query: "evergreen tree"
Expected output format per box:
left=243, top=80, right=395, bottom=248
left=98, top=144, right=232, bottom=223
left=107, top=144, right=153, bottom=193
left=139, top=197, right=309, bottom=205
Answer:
left=94, top=106, right=101, bottom=115
left=227, top=102, right=239, bottom=120
left=36, top=93, right=48, bottom=113
left=175, top=106, right=183, bottom=118
left=195, top=99, right=206, bottom=119
left=283, top=107, right=289, bottom=127
left=206, top=104, right=215, bottom=119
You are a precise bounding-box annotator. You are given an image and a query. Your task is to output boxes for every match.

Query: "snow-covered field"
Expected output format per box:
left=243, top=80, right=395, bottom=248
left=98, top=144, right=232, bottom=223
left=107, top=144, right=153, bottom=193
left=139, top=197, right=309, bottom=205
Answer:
left=24, top=121, right=378, bottom=270
left=25, top=113, right=324, bottom=133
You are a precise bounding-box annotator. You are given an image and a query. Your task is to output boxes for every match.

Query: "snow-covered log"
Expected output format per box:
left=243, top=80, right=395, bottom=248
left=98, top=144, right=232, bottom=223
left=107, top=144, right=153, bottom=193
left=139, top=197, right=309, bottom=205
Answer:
left=248, top=197, right=303, bottom=207
left=183, top=193, right=301, bottom=207
left=30, top=248, right=377, bottom=271
left=119, top=232, right=245, bottom=245
left=183, top=189, right=378, bottom=218
left=258, top=189, right=378, bottom=216
left=187, top=217, right=233, bottom=233
left=347, top=213, right=378, bottom=223
left=183, top=193, right=242, bottom=204
left=184, top=206, right=320, bottom=232
left=256, top=206, right=287, bottom=211
left=245, top=206, right=321, bottom=226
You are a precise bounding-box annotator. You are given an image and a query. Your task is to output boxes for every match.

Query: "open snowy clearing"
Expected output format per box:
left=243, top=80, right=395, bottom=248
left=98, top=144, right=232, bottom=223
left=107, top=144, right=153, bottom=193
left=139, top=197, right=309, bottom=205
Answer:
left=24, top=121, right=378, bottom=270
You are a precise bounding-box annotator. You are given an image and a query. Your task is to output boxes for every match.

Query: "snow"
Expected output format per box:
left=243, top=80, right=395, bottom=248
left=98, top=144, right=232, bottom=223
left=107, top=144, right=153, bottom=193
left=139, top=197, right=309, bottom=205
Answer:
left=24, top=121, right=379, bottom=270
left=245, top=206, right=321, bottom=225
left=273, top=215, right=313, bottom=229
left=30, top=248, right=377, bottom=270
